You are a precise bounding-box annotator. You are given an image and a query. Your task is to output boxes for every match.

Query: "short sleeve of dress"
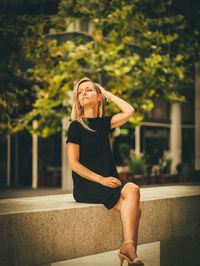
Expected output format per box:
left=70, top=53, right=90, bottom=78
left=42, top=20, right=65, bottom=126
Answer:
left=102, top=115, right=115, bottom=133
left=66, top=121, right=82, bottom=145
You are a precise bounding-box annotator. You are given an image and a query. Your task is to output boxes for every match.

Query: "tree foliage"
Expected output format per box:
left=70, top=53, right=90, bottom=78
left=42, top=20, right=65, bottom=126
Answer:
left=1, top=0, right=199, bottom=136
left=0, top=15, right=57, bottom=135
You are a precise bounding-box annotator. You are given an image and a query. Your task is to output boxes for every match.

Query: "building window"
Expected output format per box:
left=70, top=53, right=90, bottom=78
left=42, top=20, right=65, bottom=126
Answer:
left=147, top=98, right=169, bottom=122
left=80, top=18, right=89, bottom=33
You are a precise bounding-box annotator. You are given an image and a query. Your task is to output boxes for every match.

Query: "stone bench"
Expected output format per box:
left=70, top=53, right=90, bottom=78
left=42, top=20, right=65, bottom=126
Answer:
left=0, top=185, right=200, bottom=266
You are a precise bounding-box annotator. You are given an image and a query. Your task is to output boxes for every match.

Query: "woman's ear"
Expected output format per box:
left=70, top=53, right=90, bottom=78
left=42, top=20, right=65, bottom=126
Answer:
left=98, top=93, right=104, bottom=101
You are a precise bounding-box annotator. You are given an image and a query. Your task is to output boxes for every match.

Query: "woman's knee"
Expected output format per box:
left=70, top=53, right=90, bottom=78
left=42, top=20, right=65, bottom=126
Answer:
left=121, top=182, right=140, bottom=199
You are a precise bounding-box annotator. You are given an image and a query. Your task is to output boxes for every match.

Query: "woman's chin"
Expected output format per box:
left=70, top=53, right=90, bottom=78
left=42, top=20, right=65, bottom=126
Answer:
left=81, top=102, right=92, bottom=107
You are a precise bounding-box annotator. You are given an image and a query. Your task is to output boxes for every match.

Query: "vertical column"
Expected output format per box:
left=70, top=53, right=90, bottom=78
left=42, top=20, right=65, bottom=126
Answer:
left=135, top=126, right=141, bottom=155
left=195, top=62, right=200, bottom=171
left=7, top=135, right=11, bottom=186
left=32, top=120, right=38, bottom=188
left=62, top=116, right=73, bottom=191
left=170, top=102, right=182, bottom=174
left=14, top=134, right=19, bottom=185
left=88, top=20, right=94, bottom=34
left=62, top=97, right=73, bottom=191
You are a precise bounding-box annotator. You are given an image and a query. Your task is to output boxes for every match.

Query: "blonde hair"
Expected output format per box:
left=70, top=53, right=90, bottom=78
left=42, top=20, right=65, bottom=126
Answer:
left=71, top=77, right=103, bottom=132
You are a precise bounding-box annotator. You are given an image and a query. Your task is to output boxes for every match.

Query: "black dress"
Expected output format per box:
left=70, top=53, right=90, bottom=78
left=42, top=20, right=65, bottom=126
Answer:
left=66, top=115, right=129, bottom=210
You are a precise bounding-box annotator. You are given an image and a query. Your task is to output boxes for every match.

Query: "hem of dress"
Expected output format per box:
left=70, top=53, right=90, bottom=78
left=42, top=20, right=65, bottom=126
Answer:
left=104, top=190, right=121, bottom=210
left=104, top=179, right=130, bottom=210
left=73, top=180, right=130, bottom=210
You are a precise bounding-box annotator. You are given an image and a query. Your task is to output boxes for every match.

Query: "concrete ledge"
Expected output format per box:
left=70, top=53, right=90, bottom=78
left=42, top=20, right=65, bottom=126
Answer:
left=0, top=185, right=200, bottom=266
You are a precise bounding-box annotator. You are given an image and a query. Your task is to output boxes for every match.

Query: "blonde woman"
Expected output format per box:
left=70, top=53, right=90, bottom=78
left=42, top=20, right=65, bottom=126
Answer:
left=66, top=77, right=144, bottom=265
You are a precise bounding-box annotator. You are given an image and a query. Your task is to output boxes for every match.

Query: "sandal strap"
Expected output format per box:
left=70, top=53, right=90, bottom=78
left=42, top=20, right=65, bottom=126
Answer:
left=120, top=240, right=135, bottom=248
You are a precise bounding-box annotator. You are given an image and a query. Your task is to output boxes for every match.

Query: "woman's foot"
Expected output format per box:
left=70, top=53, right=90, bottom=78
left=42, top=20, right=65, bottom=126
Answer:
left=120, top=241, right=143, bottom=264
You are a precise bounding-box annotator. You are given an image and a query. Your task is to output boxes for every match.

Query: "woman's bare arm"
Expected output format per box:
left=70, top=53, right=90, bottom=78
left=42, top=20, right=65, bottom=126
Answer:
left=96, top=83, right=135, bottom=129
left=67, top=142, right=121, bottom=187
left=107, top=93, right=135, bottom=129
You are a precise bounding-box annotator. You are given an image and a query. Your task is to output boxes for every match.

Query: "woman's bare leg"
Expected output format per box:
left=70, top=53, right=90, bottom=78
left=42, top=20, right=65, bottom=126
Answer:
left=135, top=208, right=142, bottom=252
left=113, top=182, right=142, bottom=262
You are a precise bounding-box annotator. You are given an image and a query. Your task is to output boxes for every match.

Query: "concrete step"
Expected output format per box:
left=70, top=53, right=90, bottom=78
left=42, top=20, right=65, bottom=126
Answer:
left=47, top=241, right=160, bottom=266
left=44, top=235, right=200, bottom=266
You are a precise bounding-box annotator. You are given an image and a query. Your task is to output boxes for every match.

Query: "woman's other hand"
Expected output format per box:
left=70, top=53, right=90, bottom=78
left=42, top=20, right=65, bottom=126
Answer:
left=100, top=176, right=122, bottom=188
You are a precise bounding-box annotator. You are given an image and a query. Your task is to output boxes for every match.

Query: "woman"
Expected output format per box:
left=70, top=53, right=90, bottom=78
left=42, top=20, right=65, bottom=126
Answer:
left=66, top=77, right=144, bottom=265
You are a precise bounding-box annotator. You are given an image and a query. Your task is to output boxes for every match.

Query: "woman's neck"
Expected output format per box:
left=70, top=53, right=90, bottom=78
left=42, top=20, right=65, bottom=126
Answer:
left=83, top=109, right=98, bottom=118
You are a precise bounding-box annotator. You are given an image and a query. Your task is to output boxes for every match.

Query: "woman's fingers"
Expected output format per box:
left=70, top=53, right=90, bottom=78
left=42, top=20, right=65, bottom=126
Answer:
left=95, top=83, right=107, bottom=97
left=111, top=177, right=121, bottom=187
left=114, top=177, right=122, bottom=185
left=102, top=177, right=122, bottom=188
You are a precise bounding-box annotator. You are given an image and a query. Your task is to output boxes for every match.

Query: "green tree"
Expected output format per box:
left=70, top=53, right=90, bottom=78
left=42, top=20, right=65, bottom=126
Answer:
left=57, top=0, right=199, bottom=125
left=0, top=15, right=58, bottom=135
left=2, top=0, right=199, bottom=137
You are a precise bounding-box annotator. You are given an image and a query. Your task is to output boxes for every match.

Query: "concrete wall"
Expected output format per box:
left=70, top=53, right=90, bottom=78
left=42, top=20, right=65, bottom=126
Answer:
left=0, top=186, right=200, bottom=266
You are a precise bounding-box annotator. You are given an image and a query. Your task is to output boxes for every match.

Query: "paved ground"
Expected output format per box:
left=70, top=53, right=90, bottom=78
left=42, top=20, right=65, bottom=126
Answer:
left=48, top=241, right=160, bottom=266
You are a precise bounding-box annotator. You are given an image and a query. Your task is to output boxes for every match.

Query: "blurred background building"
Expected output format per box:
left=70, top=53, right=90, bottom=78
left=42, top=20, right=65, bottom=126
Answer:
left=0, top=0, right=199, bottom=188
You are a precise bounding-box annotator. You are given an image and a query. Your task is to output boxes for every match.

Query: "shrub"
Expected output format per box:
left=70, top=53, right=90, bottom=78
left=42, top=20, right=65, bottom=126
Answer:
left=126, top=150, right=146, bottom=175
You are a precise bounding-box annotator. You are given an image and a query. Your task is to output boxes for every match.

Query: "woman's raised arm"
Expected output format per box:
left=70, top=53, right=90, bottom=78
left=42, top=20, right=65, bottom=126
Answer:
left=96, top=84, right=135, bottom=129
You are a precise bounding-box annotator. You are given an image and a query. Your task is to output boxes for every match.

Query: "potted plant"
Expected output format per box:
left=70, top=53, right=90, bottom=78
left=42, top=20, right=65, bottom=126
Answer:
left=144, top=154, right=153, bottom=184
left=118, top=143, right=130, bottom=163
left=125, top=150, right=146, bottom=183
left=158, top=157, right=172, bottom=184
left=117, top=143, right=130, bottom=180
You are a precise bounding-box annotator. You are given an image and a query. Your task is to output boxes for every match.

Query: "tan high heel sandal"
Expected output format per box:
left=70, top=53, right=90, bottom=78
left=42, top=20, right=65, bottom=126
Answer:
left=118, top=240, right=144, bottom=266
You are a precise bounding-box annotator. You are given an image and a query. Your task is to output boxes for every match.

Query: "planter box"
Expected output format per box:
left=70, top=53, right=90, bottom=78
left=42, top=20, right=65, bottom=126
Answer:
left=118, top=173, right=185, bottom=186
left=158, top=174, right=185, bottom=184
left=119, top=174, right=148, bottom=186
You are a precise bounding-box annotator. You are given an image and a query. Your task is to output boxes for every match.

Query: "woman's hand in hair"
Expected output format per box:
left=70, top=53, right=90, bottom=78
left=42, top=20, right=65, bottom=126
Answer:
left=95, top=83, right=111, bottom=100
left=99, top=176, right=122, bottom=188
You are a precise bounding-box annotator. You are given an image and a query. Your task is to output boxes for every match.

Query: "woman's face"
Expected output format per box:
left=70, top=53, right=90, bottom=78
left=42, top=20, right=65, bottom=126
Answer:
left=78, top=81, right=100, bottom=107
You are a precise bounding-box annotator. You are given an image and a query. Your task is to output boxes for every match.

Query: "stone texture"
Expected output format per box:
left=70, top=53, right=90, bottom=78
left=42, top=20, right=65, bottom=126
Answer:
left=73, top=206, right=122, bottom=258
left=8, top=209, right=75, bottom=266
left=139, top=198, right=172, bottom=244
left=0, top=215, right=10, bottom=266
left=0, top=185, right=200, bottom=266
left=170, top=195, right=200, bottom=238
left=160, top=234, right=200, bottom=266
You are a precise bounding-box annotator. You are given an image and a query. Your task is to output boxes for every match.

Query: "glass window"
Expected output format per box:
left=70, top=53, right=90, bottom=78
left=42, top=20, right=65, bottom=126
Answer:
left=147, top=98, right=169, bottom=122
left=80, top=18, right=89, bottom=33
